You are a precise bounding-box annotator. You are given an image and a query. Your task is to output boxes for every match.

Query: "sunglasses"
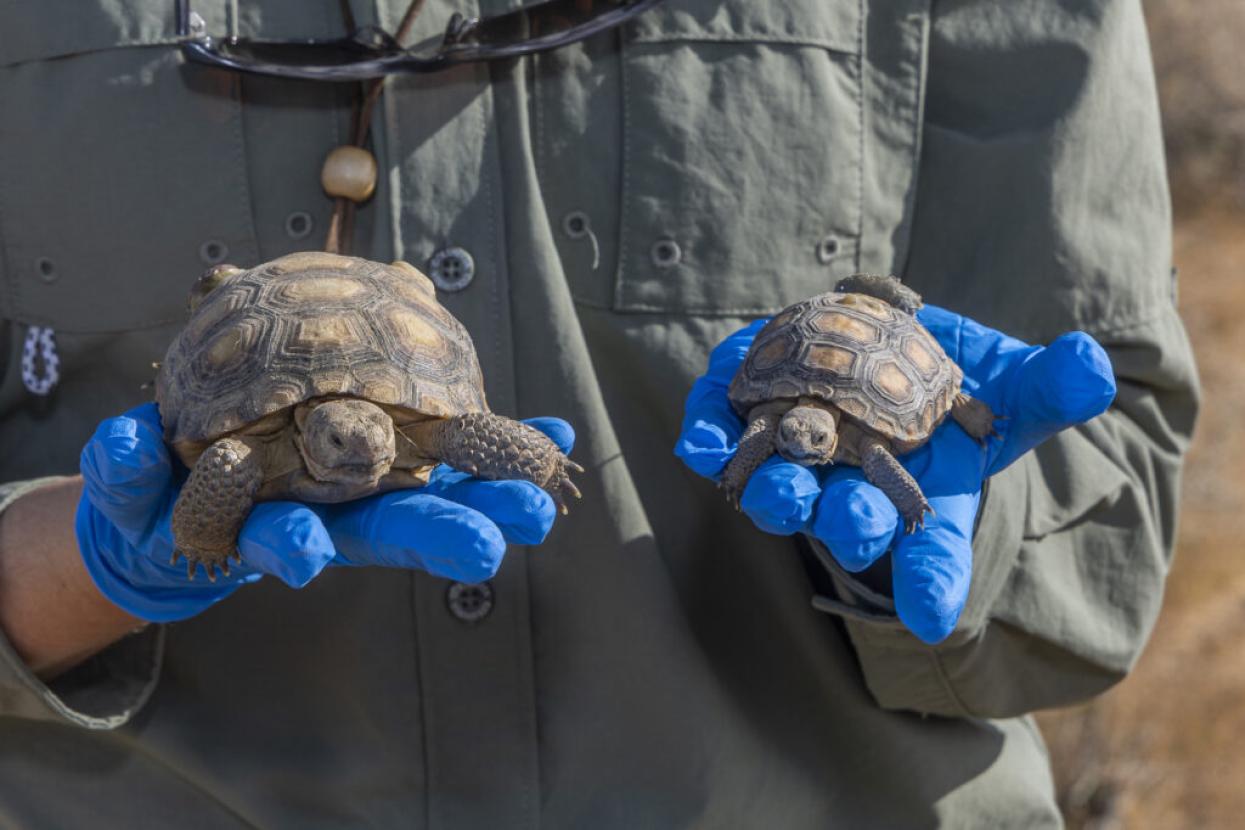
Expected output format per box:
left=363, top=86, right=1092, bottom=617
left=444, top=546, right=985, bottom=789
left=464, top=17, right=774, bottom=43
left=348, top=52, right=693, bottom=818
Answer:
left=176, top=0, right=664, bottom=80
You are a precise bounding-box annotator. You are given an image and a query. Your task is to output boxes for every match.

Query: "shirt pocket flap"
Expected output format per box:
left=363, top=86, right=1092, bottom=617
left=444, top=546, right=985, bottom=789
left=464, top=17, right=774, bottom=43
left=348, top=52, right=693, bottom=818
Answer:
left=0, top=5, right=188, bottom=68
left=614, top=0, right=864, bottom=315
left=0, top=23, right=258, bottom=334
left=629, top=0, right=860, bottom=53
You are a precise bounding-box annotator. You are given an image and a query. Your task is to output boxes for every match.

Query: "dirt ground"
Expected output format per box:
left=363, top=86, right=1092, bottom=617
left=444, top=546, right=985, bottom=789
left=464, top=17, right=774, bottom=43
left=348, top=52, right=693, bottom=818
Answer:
left=1036, top=206, right=1245, bottom=829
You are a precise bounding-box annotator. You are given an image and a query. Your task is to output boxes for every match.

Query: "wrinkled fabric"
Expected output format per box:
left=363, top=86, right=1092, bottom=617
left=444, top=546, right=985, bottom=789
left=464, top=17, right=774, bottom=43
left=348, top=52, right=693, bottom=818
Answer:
left=0, top=0, right=1196, bottom=827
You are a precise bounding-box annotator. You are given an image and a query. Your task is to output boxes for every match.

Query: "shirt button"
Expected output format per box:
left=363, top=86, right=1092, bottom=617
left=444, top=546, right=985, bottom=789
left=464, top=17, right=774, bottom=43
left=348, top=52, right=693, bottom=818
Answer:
left=816, top=234, right=841, bottom=264
left=562, top=211, right=590, bottom=238
left=285, top=211, right=314, bottom=240
left=446, top=581, right=494, bottom=623
left=428, top=247, right=475, bottom=292
left=35, top=257, right=58, bottom=283
left=650, top=238, right=681, bottom=268
left=199, top=239, right=230, bottom=266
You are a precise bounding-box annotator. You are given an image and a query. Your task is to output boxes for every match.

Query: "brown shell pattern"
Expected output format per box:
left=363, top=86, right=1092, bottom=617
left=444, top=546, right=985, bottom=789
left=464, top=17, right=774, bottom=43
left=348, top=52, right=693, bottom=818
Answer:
left=728, top=291, right=962, bottom=442
left=156, top=252, right=488, bottom=443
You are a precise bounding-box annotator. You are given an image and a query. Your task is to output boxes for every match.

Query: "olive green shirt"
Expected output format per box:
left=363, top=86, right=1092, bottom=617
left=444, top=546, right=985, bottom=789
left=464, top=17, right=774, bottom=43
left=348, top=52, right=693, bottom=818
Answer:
left=0, top=1, right=1197, bottom=827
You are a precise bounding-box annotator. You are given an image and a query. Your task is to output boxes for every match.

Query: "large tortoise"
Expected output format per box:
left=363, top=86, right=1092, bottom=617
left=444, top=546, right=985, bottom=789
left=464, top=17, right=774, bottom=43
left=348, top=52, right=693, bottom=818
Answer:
left=156, top=252, right=582, bottom=579
left=721, top=274, right=997, bottom=530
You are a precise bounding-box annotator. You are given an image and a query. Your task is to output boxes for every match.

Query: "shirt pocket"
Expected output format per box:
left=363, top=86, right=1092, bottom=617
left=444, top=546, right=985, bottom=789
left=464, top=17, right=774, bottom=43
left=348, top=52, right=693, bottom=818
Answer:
left=0, top=4, right=258, bottom=335
left=615, top=0, right=863, bottom=315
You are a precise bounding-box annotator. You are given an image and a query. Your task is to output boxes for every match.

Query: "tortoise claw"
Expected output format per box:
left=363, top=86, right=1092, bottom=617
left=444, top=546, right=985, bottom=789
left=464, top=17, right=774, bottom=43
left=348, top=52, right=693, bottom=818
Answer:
left=545, top=461, right=583, bottom=516
left=902, top=505, right=934, bottom=534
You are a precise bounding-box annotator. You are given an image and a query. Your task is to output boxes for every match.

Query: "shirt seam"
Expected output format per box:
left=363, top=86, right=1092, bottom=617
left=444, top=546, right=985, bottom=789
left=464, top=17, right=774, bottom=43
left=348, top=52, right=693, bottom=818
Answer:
left=0, top=41, right=181, bottom=70
left=627, top=35, right=858, bottom=55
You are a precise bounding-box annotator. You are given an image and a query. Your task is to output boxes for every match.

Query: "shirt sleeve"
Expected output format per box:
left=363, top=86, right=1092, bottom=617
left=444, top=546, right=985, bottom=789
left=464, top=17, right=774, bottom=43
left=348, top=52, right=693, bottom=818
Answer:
left=0, top=477, right=164, bottom=729
left=811, top=0, right=1199, bottom=718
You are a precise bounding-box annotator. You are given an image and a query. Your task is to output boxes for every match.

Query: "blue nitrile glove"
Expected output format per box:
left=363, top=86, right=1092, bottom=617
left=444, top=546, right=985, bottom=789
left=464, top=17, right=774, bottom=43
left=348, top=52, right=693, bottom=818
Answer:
left=675, top=306, right=1115, bottom=644
left=78, top=403, right=572, bottom=623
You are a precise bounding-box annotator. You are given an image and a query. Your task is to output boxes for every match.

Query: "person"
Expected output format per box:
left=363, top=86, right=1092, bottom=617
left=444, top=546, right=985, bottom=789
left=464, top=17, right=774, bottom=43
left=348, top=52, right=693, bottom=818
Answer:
left=0, top=1, right=1197, bottom=826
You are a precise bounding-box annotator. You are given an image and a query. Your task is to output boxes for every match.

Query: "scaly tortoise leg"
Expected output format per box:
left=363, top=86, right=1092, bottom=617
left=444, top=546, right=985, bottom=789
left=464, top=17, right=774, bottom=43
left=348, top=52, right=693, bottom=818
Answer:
left=171, top=436, right=264, bottom=581
left=409, top=413, right=584, bottom=514
left=950, top=392, right=1000, bottom=443
left=718, top=406, right=783, bottom=509
left=858, top=437, right=931, bottom=533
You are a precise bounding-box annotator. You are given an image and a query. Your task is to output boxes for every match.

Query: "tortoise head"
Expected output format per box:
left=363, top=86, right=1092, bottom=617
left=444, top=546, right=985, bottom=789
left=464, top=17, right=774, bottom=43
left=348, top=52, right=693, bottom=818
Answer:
left=776, top=405, right=838, bottom=466
left=295, top=398, right=397, bottom=487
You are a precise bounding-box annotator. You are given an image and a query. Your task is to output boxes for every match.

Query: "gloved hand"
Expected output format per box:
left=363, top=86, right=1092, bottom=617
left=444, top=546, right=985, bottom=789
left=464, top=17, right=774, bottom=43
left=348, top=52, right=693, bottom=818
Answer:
left=78, top=402, right=572, bottom=623
left=675, top=305, right=1115, bottom=643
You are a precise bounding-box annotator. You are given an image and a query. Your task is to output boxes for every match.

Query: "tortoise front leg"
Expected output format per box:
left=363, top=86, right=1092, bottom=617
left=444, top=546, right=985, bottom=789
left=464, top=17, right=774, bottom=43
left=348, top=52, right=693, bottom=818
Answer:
left=408, top=413, right=584, bottom=514
left=171, top=436, right=264, bottom=580
left=857, top=436, right=932, bottom=533
left=719, top=404, right=786, bottom=509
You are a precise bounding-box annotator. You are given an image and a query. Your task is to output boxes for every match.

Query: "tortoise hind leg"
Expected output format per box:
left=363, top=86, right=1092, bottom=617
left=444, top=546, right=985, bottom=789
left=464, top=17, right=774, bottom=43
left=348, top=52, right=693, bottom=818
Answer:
left=858, top=437, right=931, bottom=533
left=171, top=436, right=264, bottom=580
left=835, top=274, right=923, bottom=315
left=950, top=392, right=1000, bottom=443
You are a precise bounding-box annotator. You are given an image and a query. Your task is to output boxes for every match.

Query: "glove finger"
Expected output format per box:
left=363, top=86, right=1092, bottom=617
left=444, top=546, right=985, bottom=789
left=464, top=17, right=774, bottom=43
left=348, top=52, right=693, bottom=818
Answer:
left=239, top=502, right=338, bottom=588
left=992, top=332, right=1116, bottom=472
left=704, top=318, right=770, bottom=384
left=890, top=490, right=979, bottom=644
left=79, top=402, right=174, bottom=539
left=916, top=305, right=1034, bottom=382
left=422, top=470, right=556, bottom=546
left=521, top=417, right=576, bottom=455
left=674, top=381, right=743, bottom=480
left=739, top=455, right=821, bottom=535
left=809, top=467, right=900, bottom=572
left=322, top=491, right=507, bottom=584
left=76, top=501, right=252, bottom=624
left=674, top=320, right=770, bottom=480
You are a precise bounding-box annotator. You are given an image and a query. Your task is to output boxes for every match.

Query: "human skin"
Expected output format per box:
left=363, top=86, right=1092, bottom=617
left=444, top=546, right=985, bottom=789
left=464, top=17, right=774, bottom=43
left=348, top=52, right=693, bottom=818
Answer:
left=0, top=477, right=143, bottom=680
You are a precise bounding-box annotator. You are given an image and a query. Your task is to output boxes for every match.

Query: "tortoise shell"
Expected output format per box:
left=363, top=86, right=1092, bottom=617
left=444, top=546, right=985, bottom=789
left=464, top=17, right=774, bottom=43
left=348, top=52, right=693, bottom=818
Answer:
left=728, top=290, right=962, bottom=443
left=156, top=252, right=488, bottom=444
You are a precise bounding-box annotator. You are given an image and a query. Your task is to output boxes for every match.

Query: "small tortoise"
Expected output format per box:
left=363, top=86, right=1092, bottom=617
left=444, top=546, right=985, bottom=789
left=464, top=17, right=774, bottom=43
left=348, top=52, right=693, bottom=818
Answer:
left=156, top=252, right=582, bottom=579
left=721, top=274, right=997, bottom=531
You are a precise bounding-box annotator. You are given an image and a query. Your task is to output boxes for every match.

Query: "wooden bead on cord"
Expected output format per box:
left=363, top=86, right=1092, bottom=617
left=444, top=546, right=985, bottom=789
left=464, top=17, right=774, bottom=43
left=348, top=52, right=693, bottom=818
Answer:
left=321, top=146, right=378, bottom=203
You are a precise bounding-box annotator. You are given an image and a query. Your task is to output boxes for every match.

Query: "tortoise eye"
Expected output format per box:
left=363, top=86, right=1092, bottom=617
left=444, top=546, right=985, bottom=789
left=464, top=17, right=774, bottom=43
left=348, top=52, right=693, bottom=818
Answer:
left=814, top=432, right=827, bottom=445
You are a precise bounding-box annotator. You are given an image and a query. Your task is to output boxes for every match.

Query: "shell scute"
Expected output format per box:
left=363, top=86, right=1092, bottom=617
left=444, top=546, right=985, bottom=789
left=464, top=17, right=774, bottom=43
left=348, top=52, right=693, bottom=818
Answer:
left=157, top=254, right=488, bottom=443
left=730, top=288, right=961, bottom=442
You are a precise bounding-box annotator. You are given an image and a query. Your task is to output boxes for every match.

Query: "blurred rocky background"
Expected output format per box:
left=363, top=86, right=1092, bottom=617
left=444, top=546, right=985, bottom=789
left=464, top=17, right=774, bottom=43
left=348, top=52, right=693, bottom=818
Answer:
left=1036, top=2, right=1245, bottom=827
